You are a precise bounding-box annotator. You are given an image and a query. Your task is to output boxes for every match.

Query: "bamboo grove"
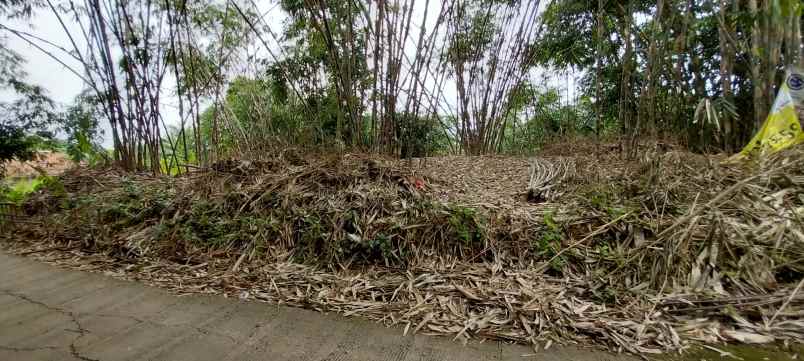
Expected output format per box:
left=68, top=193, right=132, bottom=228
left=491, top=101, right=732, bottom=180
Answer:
left=533, top=0, right=802, bottom=154
left=2, top=0, right=803, bottom=173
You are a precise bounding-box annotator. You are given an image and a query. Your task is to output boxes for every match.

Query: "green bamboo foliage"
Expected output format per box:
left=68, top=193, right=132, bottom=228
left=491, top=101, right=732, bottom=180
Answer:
left=3, top=0, right=802, bottom=165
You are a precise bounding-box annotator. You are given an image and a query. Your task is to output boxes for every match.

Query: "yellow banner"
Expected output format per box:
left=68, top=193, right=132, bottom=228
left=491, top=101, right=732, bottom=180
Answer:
left=739, top=68, right=804, bottom=158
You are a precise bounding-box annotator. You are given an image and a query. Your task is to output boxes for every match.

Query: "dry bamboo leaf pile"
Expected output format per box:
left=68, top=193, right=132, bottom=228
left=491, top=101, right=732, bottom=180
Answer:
left=3, top=144, right=804, bottom=355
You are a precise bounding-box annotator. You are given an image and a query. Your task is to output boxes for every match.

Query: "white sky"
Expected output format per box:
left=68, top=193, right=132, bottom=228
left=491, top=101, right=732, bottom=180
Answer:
left=3, top=0, right=580, bottom=148
left=3, top=11, right=85, bottom=104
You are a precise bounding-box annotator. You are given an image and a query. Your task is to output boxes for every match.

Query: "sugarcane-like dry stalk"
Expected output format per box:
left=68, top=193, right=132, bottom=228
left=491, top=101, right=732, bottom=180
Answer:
left=527, top=157, right=574, bottom=202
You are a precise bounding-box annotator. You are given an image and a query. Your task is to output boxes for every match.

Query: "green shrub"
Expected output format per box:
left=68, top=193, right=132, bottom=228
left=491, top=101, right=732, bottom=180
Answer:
left=448, top=206, right=484, bottom=246
left=0, top=174, right=62, bottom=205
left=532, top=211, right=566, bottom=272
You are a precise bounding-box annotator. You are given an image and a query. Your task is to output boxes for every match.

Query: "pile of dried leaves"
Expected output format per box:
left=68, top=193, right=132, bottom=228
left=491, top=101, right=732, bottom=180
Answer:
left=2, top=143, right=803, bottom=356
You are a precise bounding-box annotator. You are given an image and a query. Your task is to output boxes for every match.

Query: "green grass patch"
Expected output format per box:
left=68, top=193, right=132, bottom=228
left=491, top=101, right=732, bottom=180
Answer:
left=2, top=177, right=45, bottom=205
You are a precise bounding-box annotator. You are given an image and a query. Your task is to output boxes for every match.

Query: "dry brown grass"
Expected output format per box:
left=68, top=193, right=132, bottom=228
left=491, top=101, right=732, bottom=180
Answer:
left=2, top=143, right=803, bottom=355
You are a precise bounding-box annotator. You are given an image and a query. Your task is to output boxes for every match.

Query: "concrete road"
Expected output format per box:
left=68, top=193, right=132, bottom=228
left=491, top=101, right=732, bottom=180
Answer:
left=0, top=251, right=631, bottom=361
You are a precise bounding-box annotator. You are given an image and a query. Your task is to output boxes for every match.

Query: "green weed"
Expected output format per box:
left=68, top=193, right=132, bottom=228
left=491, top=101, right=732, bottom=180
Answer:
left=585, top=187, right=632, bottom=219
left=368, top=234, right=395, bottom=261
left=532, top=211, right=566, bottom=272
left=2, top=178, right=43, bottom=204
left=448, top=205, right=483, bottom=246
left=1, top=175, right=63, bottom=205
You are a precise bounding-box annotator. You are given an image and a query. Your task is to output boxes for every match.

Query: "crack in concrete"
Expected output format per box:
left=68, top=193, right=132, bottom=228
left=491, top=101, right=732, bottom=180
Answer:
left=0, top=289, right=99, bottom=361
left=2, top=288, right=240, bottom=360
left=0, top=345, right=62, bottom=352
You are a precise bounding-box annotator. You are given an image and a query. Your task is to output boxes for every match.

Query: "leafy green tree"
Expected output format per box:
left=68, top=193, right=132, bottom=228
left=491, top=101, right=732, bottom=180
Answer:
left=0, top=1, right=59, bottom=176
left=62, top=93, right=105, bottom=164
left=531, top=0, right=650, bottom=136
left=532, top=0, right=802, bottom=153
left=277, top=0, right=370, bottom=147
left=501, top=83, right=591, bottom=154
left=397, top=113, right=449, bottom=158
left=0, top=56, right=59, bottom=175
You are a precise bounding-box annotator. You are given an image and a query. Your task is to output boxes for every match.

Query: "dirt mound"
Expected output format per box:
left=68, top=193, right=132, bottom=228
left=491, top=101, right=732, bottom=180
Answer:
left=3, top=146, right=804, bottom=354
left=13, top=154, right=493, bottom=267
left=3, top=151, right=74, bottom=178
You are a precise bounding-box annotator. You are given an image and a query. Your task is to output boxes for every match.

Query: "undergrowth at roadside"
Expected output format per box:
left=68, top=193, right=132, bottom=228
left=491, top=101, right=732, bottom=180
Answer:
left=6, top=147, right=804, bottom=295
left=1, top=175, right=63, bottom=205
left=27, top=161, right=499, bottom=267
left=532, top=211, right=566, bottom=273
left=3, top=147, right=804, bottom=355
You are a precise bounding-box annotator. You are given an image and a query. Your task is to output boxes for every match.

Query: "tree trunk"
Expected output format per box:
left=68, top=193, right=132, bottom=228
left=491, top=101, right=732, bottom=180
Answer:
left=634, top=0, right=664, bottom=155
left=748, top=0, right=767, bottom=132
left=595, top=0, right=604, bottom=147
left=792, top=11, right=802, bottom=66
left=764, top=0, right=782, bottom=115
left=617, top=4, right=634, bottom=153
left=673, top=0, right=690, bottom=139
left=718, top=0, right=736, bottom=150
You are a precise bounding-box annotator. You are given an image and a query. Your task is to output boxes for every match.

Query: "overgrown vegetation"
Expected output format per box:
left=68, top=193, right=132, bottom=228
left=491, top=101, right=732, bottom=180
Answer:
left=1, top=176, right=43, bottom=204
left=1, top=0, right=803, bottom=357
left=3, top=0, right=800, bottom=168
left=4, top=144, right=803, bottom=353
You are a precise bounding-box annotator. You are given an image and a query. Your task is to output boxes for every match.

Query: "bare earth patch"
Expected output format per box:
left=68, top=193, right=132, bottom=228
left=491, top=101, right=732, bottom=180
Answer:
left=4, top=151, right=74, bottom=178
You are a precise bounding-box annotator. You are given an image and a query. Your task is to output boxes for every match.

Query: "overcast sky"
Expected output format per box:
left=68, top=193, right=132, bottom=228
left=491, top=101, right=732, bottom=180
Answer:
left=4, top=11, right=84, bottom=103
